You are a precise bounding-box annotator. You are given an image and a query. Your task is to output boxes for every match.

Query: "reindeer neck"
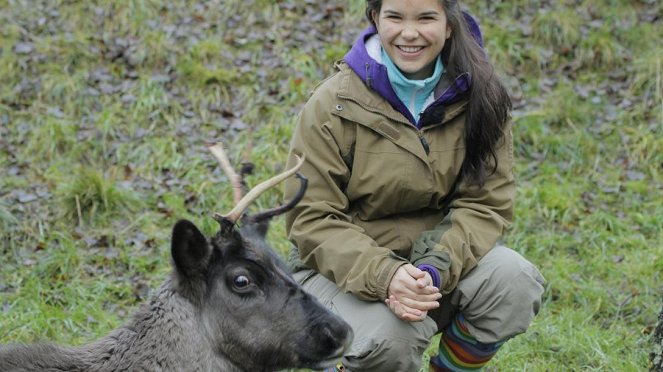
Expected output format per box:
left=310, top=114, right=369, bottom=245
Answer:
left=80, top=280, right=239, bottom=371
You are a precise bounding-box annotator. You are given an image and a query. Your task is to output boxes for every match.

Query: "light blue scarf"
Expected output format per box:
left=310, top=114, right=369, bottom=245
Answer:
left=381, top=48, right=443, bottom=123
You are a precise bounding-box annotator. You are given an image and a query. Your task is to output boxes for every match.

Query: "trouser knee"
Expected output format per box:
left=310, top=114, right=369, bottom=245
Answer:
left=345, top=334, right=431, bottom=372
left=454, top=245, right=546, bottom=343
left=293, top=269, right=437, bottom=372
left=338, top=296, right=435, bottom=372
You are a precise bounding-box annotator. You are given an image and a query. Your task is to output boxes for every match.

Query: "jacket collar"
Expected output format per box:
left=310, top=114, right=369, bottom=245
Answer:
left=335, top=62, right=467, bottom=130
left=334, top=62, right=468, bottom=162
left=344, top=26, right=413, bottom=122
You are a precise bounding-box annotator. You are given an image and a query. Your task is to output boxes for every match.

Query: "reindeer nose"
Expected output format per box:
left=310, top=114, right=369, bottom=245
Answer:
left=337, top=324, right=354, bottom=355
left=320, top=315, right=354, bottom=358
left=326, top=318, right=353, bottom=348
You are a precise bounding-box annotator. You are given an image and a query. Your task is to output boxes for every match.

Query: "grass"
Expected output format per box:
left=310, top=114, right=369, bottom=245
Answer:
left=1, top=0, right=661, bottom=371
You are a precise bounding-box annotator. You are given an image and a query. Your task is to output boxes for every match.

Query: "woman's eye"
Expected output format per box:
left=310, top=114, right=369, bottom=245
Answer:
left=233, top=275, right=251, bottom=289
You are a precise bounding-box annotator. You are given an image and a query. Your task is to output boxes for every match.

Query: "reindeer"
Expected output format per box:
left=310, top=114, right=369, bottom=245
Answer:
left=0, top=144, right=353, bottom=372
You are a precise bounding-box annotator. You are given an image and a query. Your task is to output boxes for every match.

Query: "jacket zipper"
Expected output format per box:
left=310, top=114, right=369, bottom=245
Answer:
left=418, top=131, right=430, bottom=155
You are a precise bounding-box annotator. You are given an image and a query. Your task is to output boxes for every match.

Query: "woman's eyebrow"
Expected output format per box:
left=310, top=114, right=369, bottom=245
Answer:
left=382, top=9, right=440, bottom=17
left=383, top=9, right=402, bottom=16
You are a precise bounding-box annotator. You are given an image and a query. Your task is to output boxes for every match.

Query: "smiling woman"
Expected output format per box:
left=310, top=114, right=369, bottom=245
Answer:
left=283, top=0, right=545, bottom=371
left=370, top=0, right=451, bottom=80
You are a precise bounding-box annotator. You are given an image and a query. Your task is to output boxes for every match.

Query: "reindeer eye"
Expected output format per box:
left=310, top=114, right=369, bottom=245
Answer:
left=233, top=275, right=251, bottom=290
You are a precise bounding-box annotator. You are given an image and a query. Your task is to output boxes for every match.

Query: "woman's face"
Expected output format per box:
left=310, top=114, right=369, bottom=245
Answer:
left=372, top=0, right=451, bottom=80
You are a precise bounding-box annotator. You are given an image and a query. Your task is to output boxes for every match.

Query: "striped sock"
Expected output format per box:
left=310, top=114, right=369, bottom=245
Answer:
left=429, top=314, right=503, bottom=372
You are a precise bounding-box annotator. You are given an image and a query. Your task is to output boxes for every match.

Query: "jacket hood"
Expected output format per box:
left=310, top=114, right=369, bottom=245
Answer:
left=344, top=11, right=483, bottom=126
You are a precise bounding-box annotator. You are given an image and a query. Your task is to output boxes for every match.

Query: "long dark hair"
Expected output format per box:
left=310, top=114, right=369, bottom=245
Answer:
left=365, top=0, right=512, bottom=187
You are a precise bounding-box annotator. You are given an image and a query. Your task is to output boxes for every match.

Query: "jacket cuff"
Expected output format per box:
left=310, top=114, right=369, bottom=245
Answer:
left=417, top=264, right=441, bottom=288
left=377, top=259, right=407, bottom=301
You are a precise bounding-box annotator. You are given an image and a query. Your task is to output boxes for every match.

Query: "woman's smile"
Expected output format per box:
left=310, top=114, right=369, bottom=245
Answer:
left=398, top=45, right=425, bottom=54
left=396, top=45, right=428, bottom=59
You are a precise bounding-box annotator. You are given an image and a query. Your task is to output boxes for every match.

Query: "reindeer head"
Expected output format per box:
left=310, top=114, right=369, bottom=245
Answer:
left=169, top=144, right=352, bottom=371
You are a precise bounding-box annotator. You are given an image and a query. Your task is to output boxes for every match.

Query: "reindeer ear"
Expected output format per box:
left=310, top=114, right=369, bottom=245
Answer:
left=253, top=219, right=270, bottom=238
left=240, top=214, right=269, bottom=239
left=171, top=219, right=211, bottom=280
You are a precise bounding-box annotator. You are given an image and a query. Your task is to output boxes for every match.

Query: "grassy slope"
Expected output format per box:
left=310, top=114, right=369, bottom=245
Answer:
left=0, top=0, right=661, bottom=370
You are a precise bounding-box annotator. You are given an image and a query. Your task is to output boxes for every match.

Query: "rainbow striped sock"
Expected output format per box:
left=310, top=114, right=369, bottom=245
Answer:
left=429, top=314, right=503, bottom=371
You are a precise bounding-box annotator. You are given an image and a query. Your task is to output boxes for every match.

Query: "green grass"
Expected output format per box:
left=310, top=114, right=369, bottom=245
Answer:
left=1, top=0, right=661, bottom=371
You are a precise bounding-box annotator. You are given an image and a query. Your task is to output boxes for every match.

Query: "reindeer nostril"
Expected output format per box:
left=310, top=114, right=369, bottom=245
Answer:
left=312, top=323, right=336, bottom=350
left=319, top=318, right=353, bottom=352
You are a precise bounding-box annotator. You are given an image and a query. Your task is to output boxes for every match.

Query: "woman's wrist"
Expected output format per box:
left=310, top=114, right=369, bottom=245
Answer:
left=416, top=264, right=441, bottom=289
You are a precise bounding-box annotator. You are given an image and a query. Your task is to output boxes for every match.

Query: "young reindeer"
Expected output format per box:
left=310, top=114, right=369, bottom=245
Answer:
left=0, top=144, right=353, bottom=372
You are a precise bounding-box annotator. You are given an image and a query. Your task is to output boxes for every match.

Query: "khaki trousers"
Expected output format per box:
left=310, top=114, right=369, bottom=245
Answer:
left=293, top=245, right=545, bottom=372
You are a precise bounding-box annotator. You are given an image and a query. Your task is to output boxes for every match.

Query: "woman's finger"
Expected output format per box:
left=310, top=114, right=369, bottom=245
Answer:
left=395, top=294, right=441, bottom=311
left=393, top=302, right=428, bottom=322
left=387, top=296, right=428, bottom=321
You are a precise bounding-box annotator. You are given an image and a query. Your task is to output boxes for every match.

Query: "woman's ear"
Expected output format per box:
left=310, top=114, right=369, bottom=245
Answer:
left=446, top=25, right=452, bottom=39
left=371, top=10, right=379, bottom=26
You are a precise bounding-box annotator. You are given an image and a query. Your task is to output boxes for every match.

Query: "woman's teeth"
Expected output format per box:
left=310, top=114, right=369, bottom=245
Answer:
left=398, top=46, right=424, bottom=53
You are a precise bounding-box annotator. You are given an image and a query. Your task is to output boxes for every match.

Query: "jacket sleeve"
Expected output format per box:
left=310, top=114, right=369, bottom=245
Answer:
left=284, top=88, right=408, bottom=301
left=412, top=121, right=516, bottom=295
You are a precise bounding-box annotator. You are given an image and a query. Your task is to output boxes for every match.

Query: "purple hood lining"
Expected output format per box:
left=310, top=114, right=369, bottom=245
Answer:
left=343, top=11, right=483, bottom=127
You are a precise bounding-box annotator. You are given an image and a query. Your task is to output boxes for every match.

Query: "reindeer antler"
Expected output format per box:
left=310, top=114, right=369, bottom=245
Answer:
left=206, top=141, right=306, bottom=225
left=248, top=172, right=308, bottom=223
left=206, top=141, right=244, bottom=206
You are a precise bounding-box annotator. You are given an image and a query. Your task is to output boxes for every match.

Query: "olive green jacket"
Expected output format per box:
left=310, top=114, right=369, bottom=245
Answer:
left=284, top=62, right=515, bottom=301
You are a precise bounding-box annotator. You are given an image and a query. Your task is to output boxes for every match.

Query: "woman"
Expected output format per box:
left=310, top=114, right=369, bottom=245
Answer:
left=284, top=0, right=545, bottom=371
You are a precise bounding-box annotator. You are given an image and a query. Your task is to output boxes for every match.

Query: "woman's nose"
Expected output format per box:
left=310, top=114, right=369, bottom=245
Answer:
left=401, top=25, right=419, bottom=40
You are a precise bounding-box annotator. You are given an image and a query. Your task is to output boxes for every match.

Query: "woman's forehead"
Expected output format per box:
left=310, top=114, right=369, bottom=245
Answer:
left=380, top=0, right=444, bottom=12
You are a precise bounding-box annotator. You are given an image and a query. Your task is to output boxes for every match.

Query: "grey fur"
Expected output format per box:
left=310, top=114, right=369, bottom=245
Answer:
left=0, top=219, right=353, bottom=372
left=652, top=303, right=663, bottom=371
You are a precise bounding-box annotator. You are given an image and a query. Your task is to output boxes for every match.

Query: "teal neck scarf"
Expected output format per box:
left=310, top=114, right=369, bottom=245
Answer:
left=381, top=48, right=443, bottom=123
